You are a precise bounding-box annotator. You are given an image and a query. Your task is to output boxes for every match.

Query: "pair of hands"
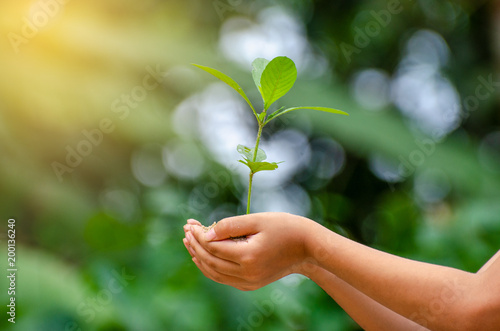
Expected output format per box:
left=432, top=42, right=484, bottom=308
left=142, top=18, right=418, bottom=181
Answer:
left=182, top=212, right=316, bottom=291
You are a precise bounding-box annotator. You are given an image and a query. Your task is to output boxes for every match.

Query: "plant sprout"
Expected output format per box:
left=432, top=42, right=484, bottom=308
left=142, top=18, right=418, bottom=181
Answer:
left=192, top=56, right=348, bottom=214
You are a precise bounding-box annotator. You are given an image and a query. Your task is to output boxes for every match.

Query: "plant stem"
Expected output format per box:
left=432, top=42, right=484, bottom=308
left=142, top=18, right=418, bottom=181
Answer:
left=246, top=121, right=264, bottom=214
left=252, top=123, right=264, bottom=162
left=246, top=173, right=254, bottom=214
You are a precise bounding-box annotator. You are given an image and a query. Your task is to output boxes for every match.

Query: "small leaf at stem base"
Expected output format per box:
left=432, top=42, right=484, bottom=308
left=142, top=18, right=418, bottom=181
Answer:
left=237, top=144, right=267, bottom=162
left=238, top=160, right=282, bottom=174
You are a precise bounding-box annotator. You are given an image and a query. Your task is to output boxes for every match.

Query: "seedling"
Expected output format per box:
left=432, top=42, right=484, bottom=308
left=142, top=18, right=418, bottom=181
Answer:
left=192, top=56, right=348, bottom=214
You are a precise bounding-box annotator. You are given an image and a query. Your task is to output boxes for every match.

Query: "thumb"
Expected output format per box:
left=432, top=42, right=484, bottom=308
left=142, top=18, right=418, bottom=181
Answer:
left=205, top=214, right=260, bottom=241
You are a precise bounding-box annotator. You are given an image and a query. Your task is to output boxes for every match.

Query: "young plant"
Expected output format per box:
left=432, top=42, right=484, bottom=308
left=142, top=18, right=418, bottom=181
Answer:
left=192, top=56, right=348, bottom=214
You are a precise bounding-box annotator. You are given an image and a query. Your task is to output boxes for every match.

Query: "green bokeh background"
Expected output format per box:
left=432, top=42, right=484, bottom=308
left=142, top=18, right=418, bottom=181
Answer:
left=1, top=0, right=499, bottom=330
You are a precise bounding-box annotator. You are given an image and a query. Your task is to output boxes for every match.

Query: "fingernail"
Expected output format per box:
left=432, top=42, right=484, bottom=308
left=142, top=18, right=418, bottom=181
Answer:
left=186, top=232, right=192, bottom=243
left=205, top=229, right=216, bottom=241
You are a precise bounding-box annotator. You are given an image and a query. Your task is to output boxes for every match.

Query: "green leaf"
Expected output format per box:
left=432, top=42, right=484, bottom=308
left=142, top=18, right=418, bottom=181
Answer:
left=251, top=58, right=270, bottom=95
left=237, top=144, right=267, bottom=162
left=260, top=56, right=297, bottom=110
left=266, top=106, right=285, bottom=122
left=249, top=161, right=280, bottom=173
left=239, top=160, right=281, bottom=174
left=237, top=145, right=254, bottom=160
left=258, top=111, right=267, bottom=122
left=265, top=106, right=348, bottom=124
left=192, top=63, right=257, bottom=117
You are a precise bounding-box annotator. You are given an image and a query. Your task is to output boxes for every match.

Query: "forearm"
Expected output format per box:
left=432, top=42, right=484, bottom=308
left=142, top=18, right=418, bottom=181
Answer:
left=303, top=220, right=477, bottom=331
left=186, top=214, right=498, bottom=329
left=302, top=264, right=428, bottom=331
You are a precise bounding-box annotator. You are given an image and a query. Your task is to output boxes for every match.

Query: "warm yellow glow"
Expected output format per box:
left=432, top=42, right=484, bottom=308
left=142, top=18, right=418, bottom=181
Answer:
left=0, top=0, right=206, bottom=185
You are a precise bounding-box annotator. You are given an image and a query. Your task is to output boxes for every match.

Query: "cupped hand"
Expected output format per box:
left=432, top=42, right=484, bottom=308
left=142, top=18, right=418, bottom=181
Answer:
left=183, top=212, right=314, bottom=291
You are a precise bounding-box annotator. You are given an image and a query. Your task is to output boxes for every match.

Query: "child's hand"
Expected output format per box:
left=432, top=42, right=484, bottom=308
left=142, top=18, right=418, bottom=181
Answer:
left=183, top=212, right=313, bottom=290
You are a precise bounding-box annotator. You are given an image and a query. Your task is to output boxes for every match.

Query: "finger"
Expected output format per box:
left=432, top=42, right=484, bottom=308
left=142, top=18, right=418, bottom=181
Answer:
left=183, top=238, right=195, bottom=258
left=184, top=235, right=198, bottom=258
left=194, top=257, right=271, bottom=291
left=185, top=232, right=198, bottom=256
left=187, top=219, right=202, bottom=226
left=184, top=221, right=202, bottom=234
left=190, top=224, right=256, bottom=262
left=187, top=230, right=242, bottom=277
left=204, top=214, right=262, bottom=241
left=192, top=256, right=249, bottom=287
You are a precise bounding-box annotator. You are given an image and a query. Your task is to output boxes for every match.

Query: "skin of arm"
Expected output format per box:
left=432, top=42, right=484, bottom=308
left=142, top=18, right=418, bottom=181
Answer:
left=302, top=262, right=429, bottom=331
left=184, top=213, right=500, bottom=331
left=184, top=223, right=427, bottom=330
left=302, top=219, right=500, bottom=331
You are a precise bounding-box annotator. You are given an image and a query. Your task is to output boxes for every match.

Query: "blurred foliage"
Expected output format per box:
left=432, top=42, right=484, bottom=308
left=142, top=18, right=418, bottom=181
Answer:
left=1, top=0, right=500, bottom=330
